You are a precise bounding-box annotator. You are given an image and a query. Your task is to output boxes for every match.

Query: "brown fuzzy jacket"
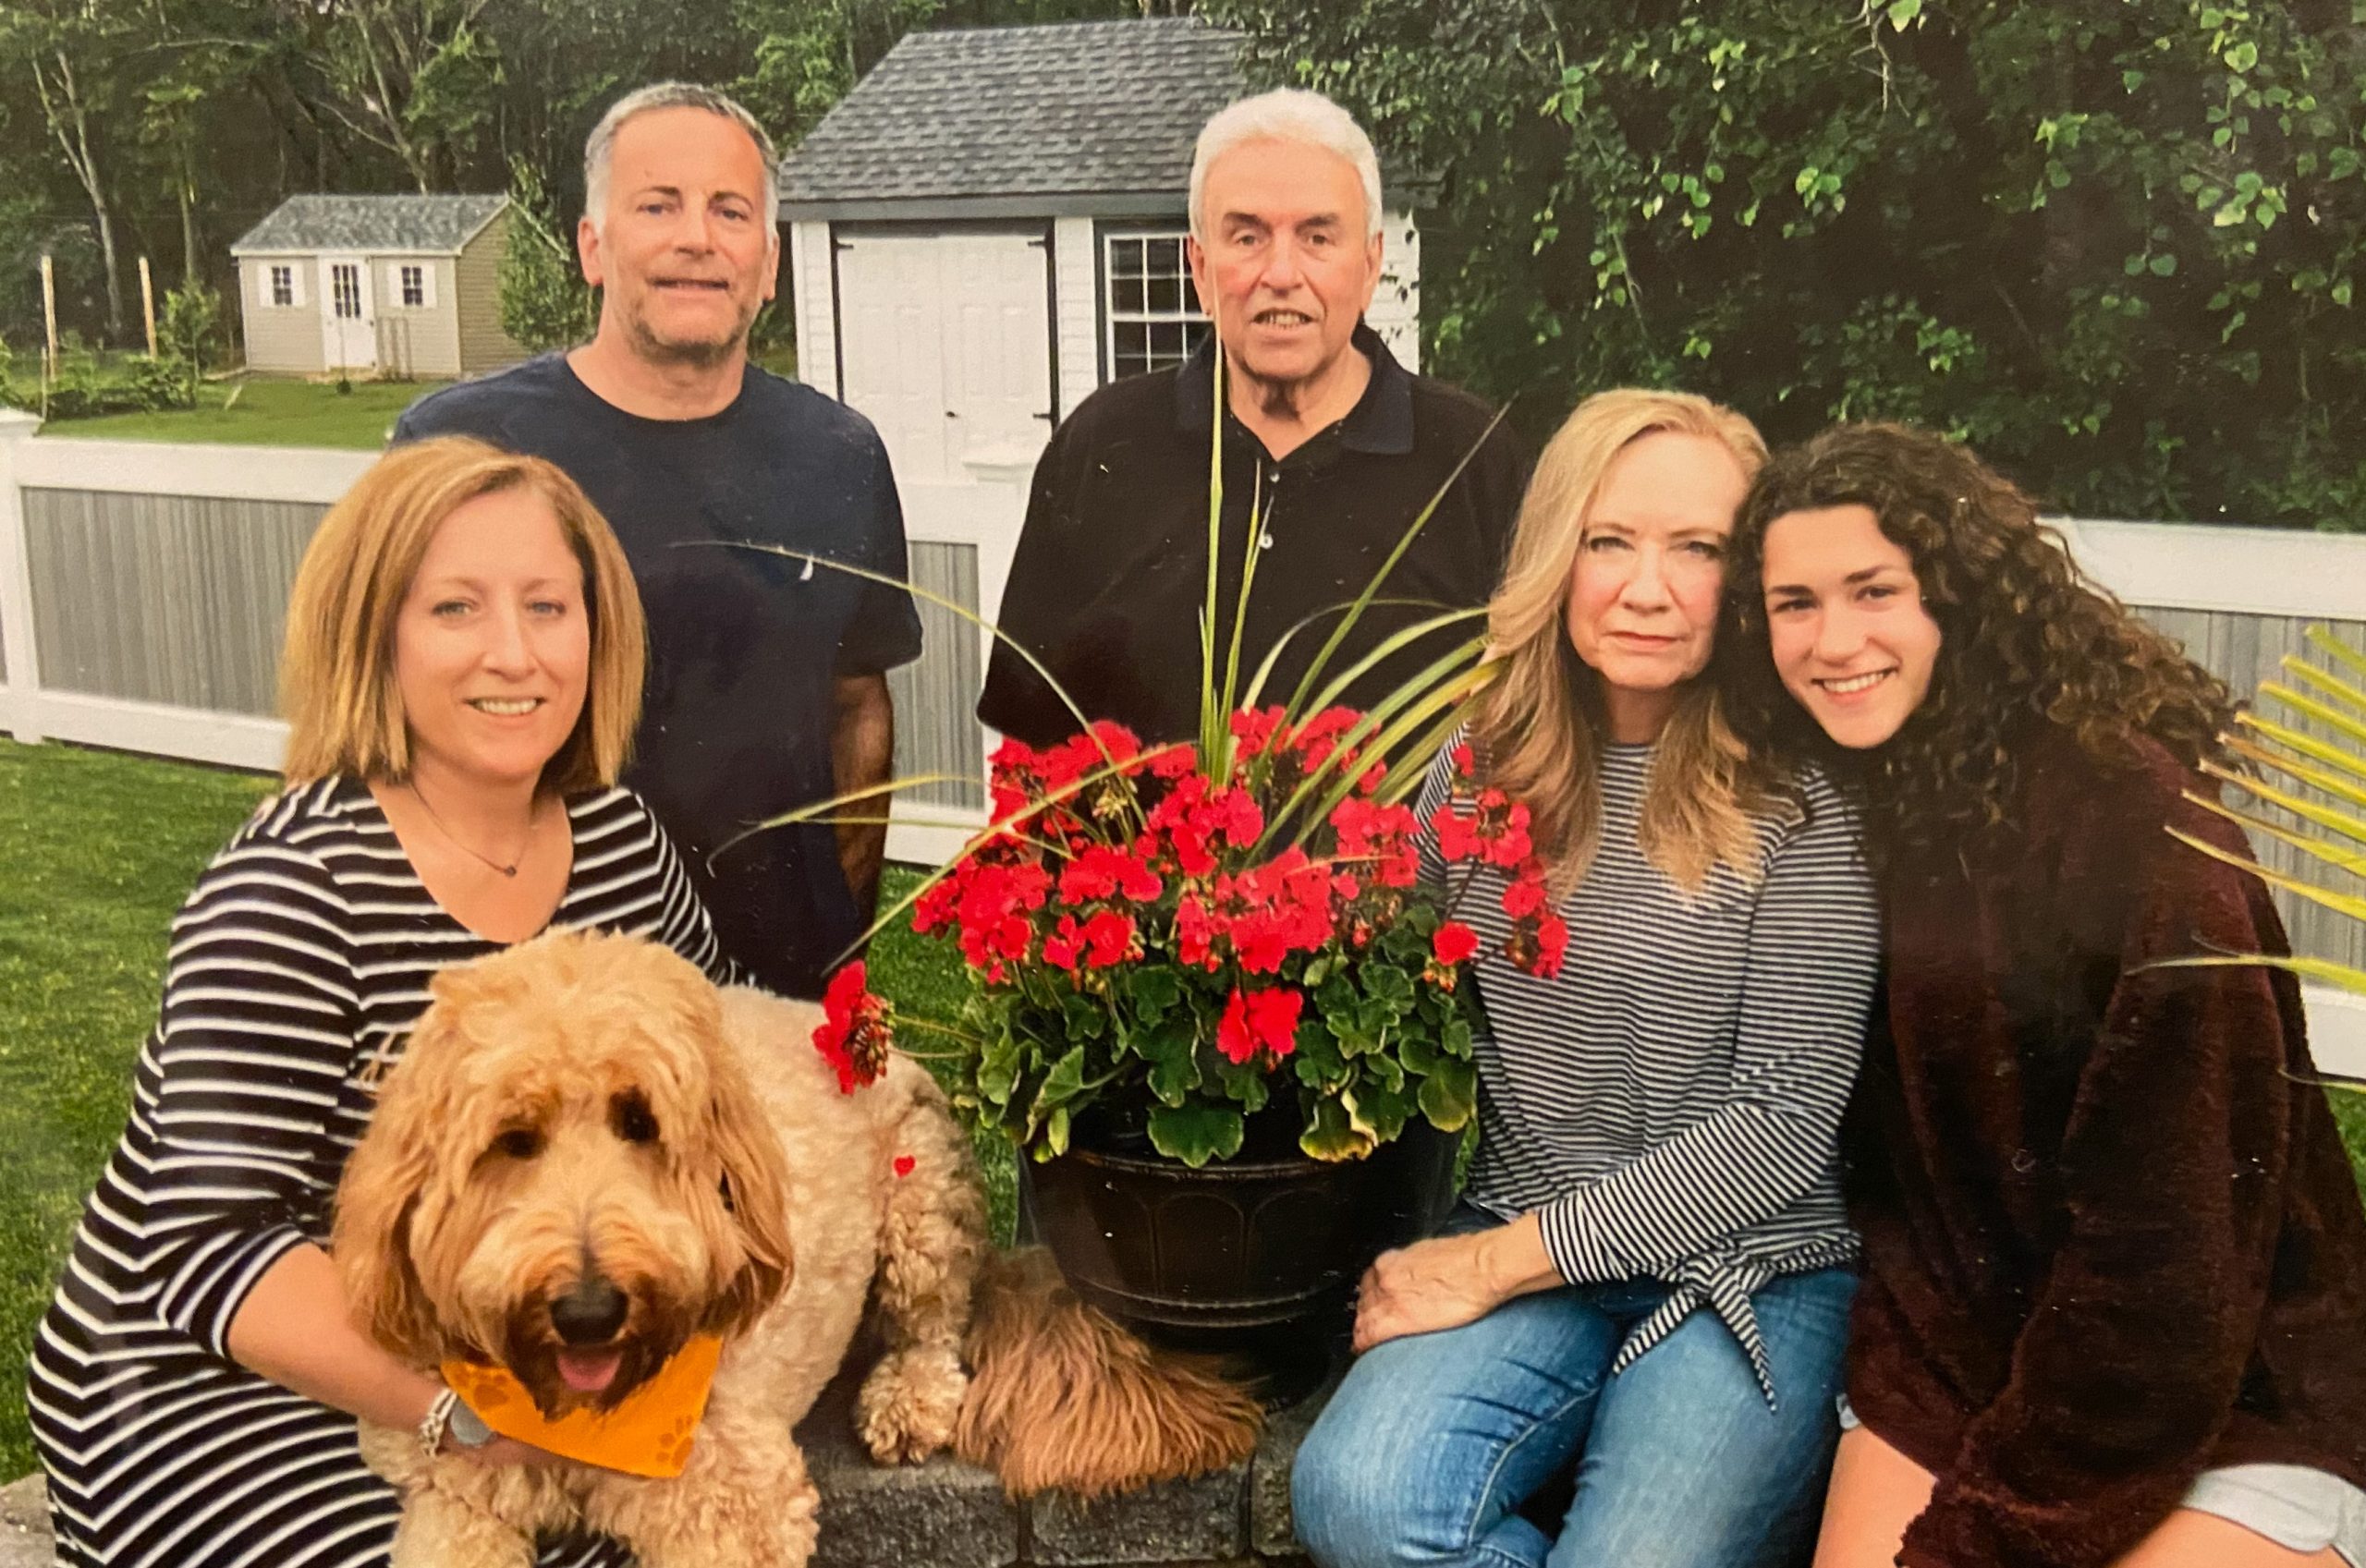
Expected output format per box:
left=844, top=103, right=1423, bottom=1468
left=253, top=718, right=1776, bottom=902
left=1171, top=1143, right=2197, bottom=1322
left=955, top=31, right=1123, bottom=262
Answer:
left=1843, top=728, right=2366, bottom=1568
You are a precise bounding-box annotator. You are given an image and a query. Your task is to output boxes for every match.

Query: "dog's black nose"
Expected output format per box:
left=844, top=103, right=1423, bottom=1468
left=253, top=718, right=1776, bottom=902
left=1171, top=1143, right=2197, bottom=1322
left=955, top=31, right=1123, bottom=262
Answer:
left=550, top=1275, right=628, bottom=1344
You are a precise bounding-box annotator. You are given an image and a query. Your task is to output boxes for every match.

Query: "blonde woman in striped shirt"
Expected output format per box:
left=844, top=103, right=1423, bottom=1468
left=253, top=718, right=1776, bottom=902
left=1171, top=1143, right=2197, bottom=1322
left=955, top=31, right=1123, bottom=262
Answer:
left=30, top=438, right=732, bottom=1568
left=1291, top=391, right=1880, bottom=1568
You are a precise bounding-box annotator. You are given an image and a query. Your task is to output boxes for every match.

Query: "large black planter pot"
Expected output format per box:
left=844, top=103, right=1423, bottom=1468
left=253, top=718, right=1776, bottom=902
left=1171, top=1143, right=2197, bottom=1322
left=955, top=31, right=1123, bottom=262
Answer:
left=1022, top=1102, right=1457, bottom=1402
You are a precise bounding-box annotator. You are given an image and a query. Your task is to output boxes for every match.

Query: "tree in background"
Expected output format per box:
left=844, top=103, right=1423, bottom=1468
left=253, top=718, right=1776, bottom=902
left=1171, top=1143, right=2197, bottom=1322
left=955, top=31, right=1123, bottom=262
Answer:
left=1206, top=0, right=2366, bottom=529
left=497, top=156, right=598, bottom=350
left=157, top=280, right=223, bottom=399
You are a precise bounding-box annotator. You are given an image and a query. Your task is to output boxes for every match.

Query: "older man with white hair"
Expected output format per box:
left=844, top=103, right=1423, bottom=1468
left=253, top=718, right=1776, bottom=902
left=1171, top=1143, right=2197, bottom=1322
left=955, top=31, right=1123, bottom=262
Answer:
left=396, top=82, right=921, bottom=1002
left=979, top=87, right=1530, bottom=748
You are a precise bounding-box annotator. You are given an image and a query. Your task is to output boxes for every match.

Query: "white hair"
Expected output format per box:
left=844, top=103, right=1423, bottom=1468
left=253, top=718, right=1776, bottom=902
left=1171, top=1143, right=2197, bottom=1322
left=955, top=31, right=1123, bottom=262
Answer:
left=582, top=81, right=779, bottom=232
left=1189, top=88, right=1384, bottom=243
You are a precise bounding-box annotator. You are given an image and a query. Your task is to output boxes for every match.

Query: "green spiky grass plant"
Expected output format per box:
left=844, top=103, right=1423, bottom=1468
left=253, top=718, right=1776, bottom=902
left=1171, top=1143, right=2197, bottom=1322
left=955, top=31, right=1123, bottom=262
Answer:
left=2166, top=626, right=2366, bottom=1099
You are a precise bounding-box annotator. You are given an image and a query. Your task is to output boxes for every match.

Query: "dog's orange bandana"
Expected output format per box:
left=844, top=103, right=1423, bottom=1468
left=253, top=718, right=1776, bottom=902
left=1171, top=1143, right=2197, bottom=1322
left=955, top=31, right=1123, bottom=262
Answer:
left=440, top=1335, right=724, bottom=1478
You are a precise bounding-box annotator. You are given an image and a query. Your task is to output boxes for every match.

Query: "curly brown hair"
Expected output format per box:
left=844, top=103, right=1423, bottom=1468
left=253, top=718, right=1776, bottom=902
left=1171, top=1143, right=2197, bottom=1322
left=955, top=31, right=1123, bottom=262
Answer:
left=1720, top=422, right=2235, bottom=867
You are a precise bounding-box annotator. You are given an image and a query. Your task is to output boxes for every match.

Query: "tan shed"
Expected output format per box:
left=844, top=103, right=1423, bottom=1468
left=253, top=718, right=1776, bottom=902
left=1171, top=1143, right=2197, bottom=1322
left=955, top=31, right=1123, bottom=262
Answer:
left=229, top=195, right=528, bottom=380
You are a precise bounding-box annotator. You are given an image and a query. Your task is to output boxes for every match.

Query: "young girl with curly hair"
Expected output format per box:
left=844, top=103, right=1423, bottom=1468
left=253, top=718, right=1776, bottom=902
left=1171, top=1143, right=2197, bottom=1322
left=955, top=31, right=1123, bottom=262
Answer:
left=1725, top=421, right=2366, bottom=1568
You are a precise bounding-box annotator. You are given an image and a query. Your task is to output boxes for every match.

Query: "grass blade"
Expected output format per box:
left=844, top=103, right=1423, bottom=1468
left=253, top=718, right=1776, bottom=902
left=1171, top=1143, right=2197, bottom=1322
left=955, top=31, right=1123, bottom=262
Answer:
left=2257, top=683, right=2366, bottom=750
left=684, top=541, right=1145, bottom=824
left=2223, top=735, right=2366, bottom=813
left=2205, top=760, right=2366, bottom=849
left=2234, top=713, right=2366, bottom=786
left=2183, top=791, right=2366, bottom=878
left=2282, top=655, right=2366, bottom=720
left=2167, top=826, right=2366, bottom=923
left=1284, top=400, right=1516, bottom=719
left=2305, top=626, right=2366, bottom=683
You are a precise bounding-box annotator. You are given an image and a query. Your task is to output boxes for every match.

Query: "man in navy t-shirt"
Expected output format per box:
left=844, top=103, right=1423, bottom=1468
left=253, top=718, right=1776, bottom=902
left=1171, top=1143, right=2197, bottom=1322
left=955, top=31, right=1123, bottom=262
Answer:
left=396, top=82, right=921, bottom=999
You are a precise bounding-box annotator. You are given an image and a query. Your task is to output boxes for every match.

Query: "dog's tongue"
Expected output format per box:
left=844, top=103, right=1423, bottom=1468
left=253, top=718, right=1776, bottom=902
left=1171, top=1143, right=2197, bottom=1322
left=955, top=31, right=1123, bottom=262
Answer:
left=556, top=1349, right=623, bottom=1394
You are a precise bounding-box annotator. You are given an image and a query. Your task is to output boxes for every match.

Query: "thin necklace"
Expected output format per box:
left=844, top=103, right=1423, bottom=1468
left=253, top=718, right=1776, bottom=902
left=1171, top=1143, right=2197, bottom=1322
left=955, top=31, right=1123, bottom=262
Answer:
left=409, top=782, right=535, bottom=878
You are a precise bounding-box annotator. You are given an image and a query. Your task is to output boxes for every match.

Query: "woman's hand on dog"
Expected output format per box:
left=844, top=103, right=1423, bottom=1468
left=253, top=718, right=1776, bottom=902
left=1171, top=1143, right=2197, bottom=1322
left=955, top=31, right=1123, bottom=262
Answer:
left=1350, top=1213, right=1565, bottom=1353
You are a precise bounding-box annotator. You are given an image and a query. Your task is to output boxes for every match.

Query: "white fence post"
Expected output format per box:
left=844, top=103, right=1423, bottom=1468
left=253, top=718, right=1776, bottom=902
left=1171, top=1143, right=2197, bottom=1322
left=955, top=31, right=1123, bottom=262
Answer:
left=0, top=408, right=45, bottom=745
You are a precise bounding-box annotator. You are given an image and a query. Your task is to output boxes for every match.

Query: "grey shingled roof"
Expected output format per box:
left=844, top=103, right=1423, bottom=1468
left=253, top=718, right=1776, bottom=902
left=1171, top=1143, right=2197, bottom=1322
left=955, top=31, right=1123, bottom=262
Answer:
left=779, top=18, right=1244, bottom=204
left=231, top=194, right=507, bottom=255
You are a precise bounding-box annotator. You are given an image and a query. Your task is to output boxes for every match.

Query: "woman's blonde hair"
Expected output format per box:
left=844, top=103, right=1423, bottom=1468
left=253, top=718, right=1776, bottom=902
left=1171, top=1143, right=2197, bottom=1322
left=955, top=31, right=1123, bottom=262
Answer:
left=278, top=436, right=645, bottom=793
left=1471, top=388, right=1771, bottom=896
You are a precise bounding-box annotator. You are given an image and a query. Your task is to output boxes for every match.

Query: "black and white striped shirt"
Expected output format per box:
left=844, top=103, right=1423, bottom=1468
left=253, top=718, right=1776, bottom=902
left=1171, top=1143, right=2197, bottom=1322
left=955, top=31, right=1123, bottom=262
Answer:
left=1420, top=740, right=1880, bottom=1402
left=29, top=777, right=730, bottom=1568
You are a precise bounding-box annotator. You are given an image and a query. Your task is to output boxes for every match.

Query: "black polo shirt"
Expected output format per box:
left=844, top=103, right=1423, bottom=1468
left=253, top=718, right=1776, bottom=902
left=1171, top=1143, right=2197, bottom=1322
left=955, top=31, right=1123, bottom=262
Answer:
left=394, top=355, right=922, bottom=999
left=979, top=327, right=1531, bottom=749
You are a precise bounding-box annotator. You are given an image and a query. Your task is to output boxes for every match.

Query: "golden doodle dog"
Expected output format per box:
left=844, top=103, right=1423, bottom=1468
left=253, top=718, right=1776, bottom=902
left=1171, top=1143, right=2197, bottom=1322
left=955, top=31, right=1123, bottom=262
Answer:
left=333, top=929, right=1258, bottom=1568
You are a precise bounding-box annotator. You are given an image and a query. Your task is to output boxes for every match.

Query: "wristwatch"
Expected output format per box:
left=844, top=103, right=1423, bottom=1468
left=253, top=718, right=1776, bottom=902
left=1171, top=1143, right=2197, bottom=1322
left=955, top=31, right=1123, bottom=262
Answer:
left=418, top=1385, right=495, bottom=1459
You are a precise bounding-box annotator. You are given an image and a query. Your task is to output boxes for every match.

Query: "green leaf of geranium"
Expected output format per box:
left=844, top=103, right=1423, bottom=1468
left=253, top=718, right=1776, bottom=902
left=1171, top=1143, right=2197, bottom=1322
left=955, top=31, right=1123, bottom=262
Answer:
left=1060, top=991, right=1106, bottom=1043
left=1365, top=963, right=1416, bottom=1008
left=1300, top=1096, right=1376, bottom=1162
left=1148, top=1104, right=1247, bottom=1167
left=1444, top=1016, right=1475, bottom=1058
left=1419, top=1057, right=1478, bottom=1132
left=1348, top=1081, right=1415, bottom=1145
left=1148, top=1048, right=1200, bottom=1106
left=977, top=1036, right=1021, bottom=1106
left=1130, top=967, right=1180, bottom=1019
left=1036, top=1044, right=1089, bottom=1108
left=1399, top=1031, right=1443, bottom=1076
left=1044, top=1105, right=1071, bottom=1158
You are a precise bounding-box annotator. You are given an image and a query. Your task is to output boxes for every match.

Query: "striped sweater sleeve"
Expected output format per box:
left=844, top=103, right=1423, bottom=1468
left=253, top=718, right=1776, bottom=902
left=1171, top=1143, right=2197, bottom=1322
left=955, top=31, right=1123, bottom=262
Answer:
left=139, top=839, right=359, bottom=1356
left=638, top=798, right=743, bottom=988
left=1536, top=781, right=1880, bottom=1282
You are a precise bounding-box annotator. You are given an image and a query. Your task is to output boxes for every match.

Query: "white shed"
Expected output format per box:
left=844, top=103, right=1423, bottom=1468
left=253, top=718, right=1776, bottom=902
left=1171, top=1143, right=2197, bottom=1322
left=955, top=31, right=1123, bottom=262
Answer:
left=776, top=17, right=1423, bottom=862
left=779, top=17, right=1421, bottom=479
left=230, top=194, right=530, bottom=380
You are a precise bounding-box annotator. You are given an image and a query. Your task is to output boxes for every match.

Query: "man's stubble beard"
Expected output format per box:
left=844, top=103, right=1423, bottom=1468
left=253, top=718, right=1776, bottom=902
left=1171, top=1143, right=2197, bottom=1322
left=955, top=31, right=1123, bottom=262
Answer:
left=620, top=294, right=758, bottom=371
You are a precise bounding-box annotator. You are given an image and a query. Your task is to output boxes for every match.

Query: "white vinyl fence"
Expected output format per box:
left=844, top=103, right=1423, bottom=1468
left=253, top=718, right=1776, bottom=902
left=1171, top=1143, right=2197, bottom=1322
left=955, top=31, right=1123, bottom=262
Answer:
left=0, top=409, right=2360, bottom=1075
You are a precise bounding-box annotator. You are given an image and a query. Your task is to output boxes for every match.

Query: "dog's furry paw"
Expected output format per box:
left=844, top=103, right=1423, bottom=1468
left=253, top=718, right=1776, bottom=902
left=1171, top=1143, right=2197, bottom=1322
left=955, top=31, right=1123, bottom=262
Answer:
left=857, top=1343, right=969, bottom=1464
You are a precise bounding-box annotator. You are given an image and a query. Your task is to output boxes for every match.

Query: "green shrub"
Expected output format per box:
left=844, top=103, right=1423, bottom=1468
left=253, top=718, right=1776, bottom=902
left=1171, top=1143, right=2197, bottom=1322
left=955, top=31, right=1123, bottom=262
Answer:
left=38, top=349, right=195, bottom=420
left=157, top=283, right=225, bottom=401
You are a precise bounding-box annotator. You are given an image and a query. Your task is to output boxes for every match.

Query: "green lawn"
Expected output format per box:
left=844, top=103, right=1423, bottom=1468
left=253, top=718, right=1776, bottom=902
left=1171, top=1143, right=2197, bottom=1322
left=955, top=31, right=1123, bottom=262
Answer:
left=39, top=376, right=449, bottom=449
left=2, top=738, right=2361, bottom=1483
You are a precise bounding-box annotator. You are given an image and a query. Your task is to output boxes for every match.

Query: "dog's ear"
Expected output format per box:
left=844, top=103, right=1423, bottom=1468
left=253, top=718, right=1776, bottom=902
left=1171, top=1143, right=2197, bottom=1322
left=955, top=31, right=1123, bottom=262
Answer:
left=699, top=1019, right=795, bottom=1339
left=333, top=1009, right=449, bottom=1362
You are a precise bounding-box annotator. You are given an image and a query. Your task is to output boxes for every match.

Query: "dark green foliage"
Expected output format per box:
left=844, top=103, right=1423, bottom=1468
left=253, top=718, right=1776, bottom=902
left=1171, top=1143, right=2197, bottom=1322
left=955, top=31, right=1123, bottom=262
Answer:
left=1206, top=0, right=2366, bottom=529
left=3, top=347, right=194, bottom=419
left=498, top=159, right=598, bottom=353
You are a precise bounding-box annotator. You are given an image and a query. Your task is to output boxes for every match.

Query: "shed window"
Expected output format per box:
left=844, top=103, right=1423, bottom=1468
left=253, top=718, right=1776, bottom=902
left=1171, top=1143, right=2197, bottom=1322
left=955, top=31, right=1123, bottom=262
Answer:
left=269, top=265, right=295, bottom=308
left=399, top=264, right=426, bottom=308
left=1104, top=232, right=1209, bottom=383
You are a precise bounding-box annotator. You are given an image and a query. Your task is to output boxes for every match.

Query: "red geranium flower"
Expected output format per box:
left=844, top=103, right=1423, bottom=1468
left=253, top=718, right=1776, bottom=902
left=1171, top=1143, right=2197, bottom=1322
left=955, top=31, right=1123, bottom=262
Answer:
left=813, top=962, right=892, bottom=1094
left=1433, top=921, right=1481, bottom=966
left=1216, top=986, right=1303, bottom=1064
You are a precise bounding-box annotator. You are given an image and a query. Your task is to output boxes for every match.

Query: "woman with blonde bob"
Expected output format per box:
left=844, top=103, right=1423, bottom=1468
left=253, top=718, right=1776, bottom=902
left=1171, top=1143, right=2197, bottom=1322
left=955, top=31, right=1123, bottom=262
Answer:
left=29, top=437, right=733, bottom=1568
left=1292, top=391, right=1882, bottom=1568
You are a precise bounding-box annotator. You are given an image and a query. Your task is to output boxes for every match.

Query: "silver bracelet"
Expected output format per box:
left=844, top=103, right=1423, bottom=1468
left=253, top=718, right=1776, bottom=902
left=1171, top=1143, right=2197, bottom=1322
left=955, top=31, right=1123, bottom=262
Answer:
left=417, top=1385, right=459, bottom=1461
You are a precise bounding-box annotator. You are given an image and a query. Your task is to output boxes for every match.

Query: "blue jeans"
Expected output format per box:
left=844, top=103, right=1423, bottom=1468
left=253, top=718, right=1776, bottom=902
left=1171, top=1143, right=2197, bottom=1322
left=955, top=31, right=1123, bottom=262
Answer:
left=1291, top=1247, right=1856, bottom=1568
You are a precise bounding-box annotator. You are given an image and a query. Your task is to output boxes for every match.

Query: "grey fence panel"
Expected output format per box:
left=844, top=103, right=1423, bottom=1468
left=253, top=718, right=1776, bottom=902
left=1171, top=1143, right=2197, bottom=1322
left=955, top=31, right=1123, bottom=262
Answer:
left=887, top=540, right=987, bottom=810
left=2136, top=604, right=2366, bottom=976
left=24, top=489, right=325, bottom=716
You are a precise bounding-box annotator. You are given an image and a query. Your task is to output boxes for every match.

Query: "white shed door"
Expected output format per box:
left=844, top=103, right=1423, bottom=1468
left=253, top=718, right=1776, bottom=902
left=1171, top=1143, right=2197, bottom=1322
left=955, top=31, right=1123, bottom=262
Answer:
left=837, top=232, right=1052, bottom=485
left=317, top=256, right=376, bottom=372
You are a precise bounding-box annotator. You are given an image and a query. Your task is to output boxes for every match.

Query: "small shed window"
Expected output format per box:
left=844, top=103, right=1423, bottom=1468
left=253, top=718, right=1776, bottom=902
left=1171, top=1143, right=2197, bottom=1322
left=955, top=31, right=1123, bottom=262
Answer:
left=269, top=265, right=295, bottom=308
left=1104, top=231, right=1209, bottom=382
left=399, top=264, right=426, bottom=308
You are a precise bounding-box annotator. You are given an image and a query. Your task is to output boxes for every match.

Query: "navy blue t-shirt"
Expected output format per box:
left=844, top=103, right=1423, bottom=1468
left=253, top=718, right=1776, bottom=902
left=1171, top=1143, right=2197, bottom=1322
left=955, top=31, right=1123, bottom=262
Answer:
left=393, top=354, right=923, bottom=998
